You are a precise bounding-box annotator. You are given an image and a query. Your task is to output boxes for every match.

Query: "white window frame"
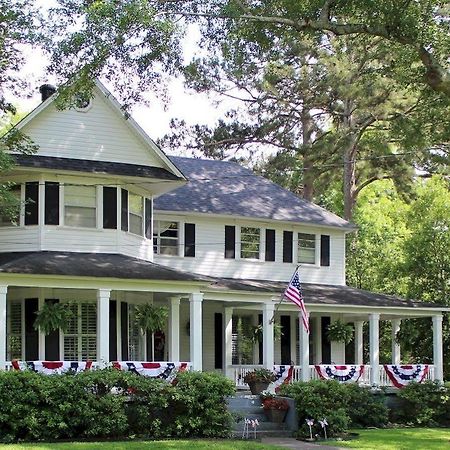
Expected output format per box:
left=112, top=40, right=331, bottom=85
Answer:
left=297, top=232, right=317, bottom=265
left=239, top=226, right=261, bottom=260
left=153, top=220, right=180, bottom=256
left=63, top=184, right=97, bottom=228
left=128, top=192, right=144, bottom=236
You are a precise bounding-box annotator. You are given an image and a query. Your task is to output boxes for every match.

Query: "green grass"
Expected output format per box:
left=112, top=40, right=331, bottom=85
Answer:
left=0, top=440, right=284, bottom=450
left=323, top=428, right=450, bottom=449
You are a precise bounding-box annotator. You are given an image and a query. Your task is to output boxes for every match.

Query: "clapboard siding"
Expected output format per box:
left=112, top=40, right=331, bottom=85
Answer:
left=0, top=227, right=40, bottom=252
left=154, top=215, right=346, bottom=285
left=21, top=92, right=163, bottom=168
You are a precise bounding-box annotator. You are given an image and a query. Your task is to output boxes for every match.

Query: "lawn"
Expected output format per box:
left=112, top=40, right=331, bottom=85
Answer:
left=0, top=440, right=283, bottom=450
left=323, top=428, right=450, bottom=449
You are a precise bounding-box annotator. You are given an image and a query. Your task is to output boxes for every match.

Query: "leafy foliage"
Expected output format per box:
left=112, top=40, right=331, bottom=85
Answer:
left=134, top=303, right=168, bottom=335
left=33, top=302, right=74, bottom=335
left=0, top=369, right=235, bottom=443
left=326, top=320, right=354, bottom=344
left=243, top=368, right=277, bottom=384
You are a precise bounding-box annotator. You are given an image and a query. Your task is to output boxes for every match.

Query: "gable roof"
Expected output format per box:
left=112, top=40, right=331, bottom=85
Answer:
left=154, top=156, right=354, bottom=229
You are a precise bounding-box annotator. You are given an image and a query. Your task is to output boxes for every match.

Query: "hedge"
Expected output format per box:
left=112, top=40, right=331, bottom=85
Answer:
left=0, top=369, right=235, bottom=443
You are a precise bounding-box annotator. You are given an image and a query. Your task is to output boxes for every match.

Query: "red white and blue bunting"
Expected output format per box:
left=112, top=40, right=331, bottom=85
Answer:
left=315, top=365, right=365, bottom=383
left=383, top=364, right=429, bottom=388
left=112, top=361, right=190, bottom=384
left=12, top=360, right=93, bottom=374
left=270, top=365, right=294, bottom=392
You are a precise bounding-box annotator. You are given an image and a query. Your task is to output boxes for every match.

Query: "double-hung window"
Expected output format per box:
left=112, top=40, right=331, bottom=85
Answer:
left=129, top=193, right=143, bottom=235
left=298, top=233, right=316, bottom=264
left=64, top=185, right=96, bottom=228
left=240, top=226, right=260, bottom=259
left=153, top=220, right=179, bottom=255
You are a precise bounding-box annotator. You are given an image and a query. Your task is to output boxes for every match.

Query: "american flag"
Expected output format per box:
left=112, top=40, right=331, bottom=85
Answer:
left=284, top=269, right=309, bottom=333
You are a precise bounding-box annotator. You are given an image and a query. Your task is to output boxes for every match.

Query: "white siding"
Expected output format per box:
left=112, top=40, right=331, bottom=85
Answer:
left=0, top=227, right=40, bottom=252
left=154, top=215, right=347, bottom=285
left=21, top=92, right=163, bottom=168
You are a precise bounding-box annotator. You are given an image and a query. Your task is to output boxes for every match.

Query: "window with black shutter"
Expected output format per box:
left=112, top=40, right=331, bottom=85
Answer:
left=121, top=189, right=128, bottom=231
left=224, top=225, right=236, bottom=259
left=25, top=181, right=39, bottom=225
left=45, top=182, right=59, bottom=225
left=283, top=231, right=293, bottom=263
left=320, top=235, right=330, bottom=266
left=103, top=187, right=117, bottom=229
left=265, top=229, right=276, bottom=261
left=184, top=223, right=196, bottom=257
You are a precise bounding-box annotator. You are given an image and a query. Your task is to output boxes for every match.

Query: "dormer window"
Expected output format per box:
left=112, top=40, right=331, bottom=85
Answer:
left=240, top=226, right=260, bottom=259
left=64, top=185, right=96, bottom=228
left=298, top=233, right=316, bottom=264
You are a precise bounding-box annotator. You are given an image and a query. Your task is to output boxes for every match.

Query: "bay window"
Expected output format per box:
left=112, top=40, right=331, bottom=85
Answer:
left=64, top=185, right=96, bottom=228
left=129, top=193, right=143, bottom=235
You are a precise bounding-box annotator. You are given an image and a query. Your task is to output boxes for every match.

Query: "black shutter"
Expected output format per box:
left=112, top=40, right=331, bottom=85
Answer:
left=265, top=229, right=275, bottom=261
left=44, top=182, right=59, bottom=225
left=120, top=302, right=129, bottom=360
left=25, top=298, right=39, bottom=360
left=214, top=313, right=223, bottom=369
left=145, top=198, right=152, bottom=239
left=121, top=189, right=128, bottom=232
left=184, top=223, right=196, bottom=257
left=320, top=235, right=330, bottom=266
left=280, top=315, right=291, bottom=365
left=224, top=225, right=236, bottom=259
left=109, top=300, right=117, bottom=361
left=321, top=316, right=331, bottom=364
left=25, top=181, right=39, bottom=225
left=283, top=231, right=293, bottom=263
left=45, top=299, right=60, bottom=360
left=103, top=187, right=117, bottom=229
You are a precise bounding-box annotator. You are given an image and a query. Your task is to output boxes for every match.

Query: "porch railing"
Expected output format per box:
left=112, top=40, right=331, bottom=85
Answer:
left=231, top=364, right=435, bottom=389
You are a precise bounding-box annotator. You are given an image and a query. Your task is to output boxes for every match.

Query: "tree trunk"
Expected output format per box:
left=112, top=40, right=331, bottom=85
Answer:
left=301, top=111, right=314, bottom=201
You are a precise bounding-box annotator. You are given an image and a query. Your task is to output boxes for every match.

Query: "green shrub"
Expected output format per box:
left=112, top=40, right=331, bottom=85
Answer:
left=396, top=381, right=450, bottom=426
left=0, top=369, right=235, bottom=443
left=280, top=380, right=388, bottom=438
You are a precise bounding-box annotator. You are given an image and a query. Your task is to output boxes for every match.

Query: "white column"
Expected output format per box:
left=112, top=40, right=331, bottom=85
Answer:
left=189, top=292, right=203, bottom=371
left=313, top=316, right=322, bottom=364
left=391, top=319, right=401, bottom=365
left=168, top=297, right=180, bottom=362
left=97, top=289, right=111, bottom=367
left=300, top=313, right=310, bottom=381
left=0, top=285, right=7, bottom=370
left=224, top=307, right=233, bottom=378
left=354, top=320, right=364, bottom=365
left=432, top=315, right=444, bottom=382
left=369, top=313, right=380, bottom=386
left=262, top=302, right=274, bottom=369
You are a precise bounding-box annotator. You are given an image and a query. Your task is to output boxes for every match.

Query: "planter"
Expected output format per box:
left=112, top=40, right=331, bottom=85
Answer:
left=247, top=381, right=270, bottom=395
left=264, top=408, right=288, bottom=423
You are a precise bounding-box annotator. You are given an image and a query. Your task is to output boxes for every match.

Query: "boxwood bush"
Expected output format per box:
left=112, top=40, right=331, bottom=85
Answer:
left=279, top=380, right=388, bottom=438
left=0, top=369, right=235, bottom=443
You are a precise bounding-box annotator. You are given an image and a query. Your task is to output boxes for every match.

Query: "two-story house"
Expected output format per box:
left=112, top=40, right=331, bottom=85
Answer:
left=0, top=80, right=446, bottom=386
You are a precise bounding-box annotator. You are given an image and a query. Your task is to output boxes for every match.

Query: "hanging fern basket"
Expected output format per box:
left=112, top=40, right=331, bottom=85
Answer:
left=33, top=302, right=74, bottom=335
left=134, top=303, right=169, bottom=335
left=326, top=320, right=354, bottom=345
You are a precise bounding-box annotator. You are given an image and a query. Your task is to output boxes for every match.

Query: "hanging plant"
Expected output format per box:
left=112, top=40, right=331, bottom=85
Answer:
left=251, top=322, right=283, bottom=343
left=326, top=320, right=354, bottom=344
left=134, top=304, right=168, bottom=335
left=33, top=303, right=74, bottom=335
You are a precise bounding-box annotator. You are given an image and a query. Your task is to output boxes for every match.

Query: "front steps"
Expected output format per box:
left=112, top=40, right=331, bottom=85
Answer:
left=227, top=392, right=297, bottom=438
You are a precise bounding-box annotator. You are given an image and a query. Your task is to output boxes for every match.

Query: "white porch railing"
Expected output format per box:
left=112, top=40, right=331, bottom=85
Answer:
left=231, top=364, right=435, bottom=389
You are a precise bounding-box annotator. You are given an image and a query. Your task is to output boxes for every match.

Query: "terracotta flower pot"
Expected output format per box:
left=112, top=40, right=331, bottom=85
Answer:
left=247, top=381, right=270, bottom=395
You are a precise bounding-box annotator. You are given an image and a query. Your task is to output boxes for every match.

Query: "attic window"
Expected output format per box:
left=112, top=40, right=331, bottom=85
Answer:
left=74, top=94, right=92, bottom=112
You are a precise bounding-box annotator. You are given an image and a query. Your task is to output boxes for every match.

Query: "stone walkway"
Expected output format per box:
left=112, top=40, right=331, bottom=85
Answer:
left=260, top=437, right=345, bottom=449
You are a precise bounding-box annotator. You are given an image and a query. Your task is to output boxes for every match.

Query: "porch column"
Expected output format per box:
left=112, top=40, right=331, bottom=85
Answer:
left=432, top=315, right=444, bottom=382
left=168, top=297, right=180, bottom=361
left=0, top=285, right=7, bottom=370
left=97, top=289, right=110, bottom=367
left=189, top=292, right=203, bottom=371
left=391, top=319, right=401, bottom=365
left=354, top=321, right=364, bottom=365
left=38, top=290, right=46, bottom=360
left=224, top=307, right=233, bottom=378
left=262, top=302, right=274, bottom=369
left=369, top=313, right=380, bottom=386
left=300, top=314, right=310, bottom=381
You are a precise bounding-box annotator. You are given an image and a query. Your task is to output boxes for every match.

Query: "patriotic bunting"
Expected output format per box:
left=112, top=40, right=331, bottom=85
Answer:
left=113, top=361, right=190, bottom=384
left=383, top=364, right=429, bottom=388
left=315, top=365, right=365, bottom=383
left=270, top=365, right=294, bottom=392
left=12, top=360, right=92, bottom=374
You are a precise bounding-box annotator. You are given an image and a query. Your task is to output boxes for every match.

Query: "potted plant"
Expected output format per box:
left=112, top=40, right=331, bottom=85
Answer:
left=33, top=302, right=74, bottom=335
left=261, top=396, right=290, bottom=423
left=326, top=320, right=354, bottom=344
left=251, top=322, right=283, bottom=343
left=243, top=368, right=277, bottom=394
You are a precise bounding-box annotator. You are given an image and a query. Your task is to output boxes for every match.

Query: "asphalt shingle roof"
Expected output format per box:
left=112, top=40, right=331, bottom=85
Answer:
left=155, top=156, right=353, bottom=229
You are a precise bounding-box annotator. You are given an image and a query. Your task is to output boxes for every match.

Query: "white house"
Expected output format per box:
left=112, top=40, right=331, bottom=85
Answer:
left=0, top=80, right=446, bottom=386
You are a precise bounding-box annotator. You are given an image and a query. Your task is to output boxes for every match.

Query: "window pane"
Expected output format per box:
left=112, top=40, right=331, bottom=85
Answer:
left=241, top=226, right=260, bottom=259
left=298, top=233, right=316, bottom=264
left=153, top=221, right=179, bottom=256
left=65, top=206, right=96, bottom=228
left=65, top=185, right=96, bottom=228
left=129, top=213, right=143, bottom=235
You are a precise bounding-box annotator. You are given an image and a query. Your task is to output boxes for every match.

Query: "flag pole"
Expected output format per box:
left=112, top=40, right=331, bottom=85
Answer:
left=269, top=265, right=300, bottom=324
